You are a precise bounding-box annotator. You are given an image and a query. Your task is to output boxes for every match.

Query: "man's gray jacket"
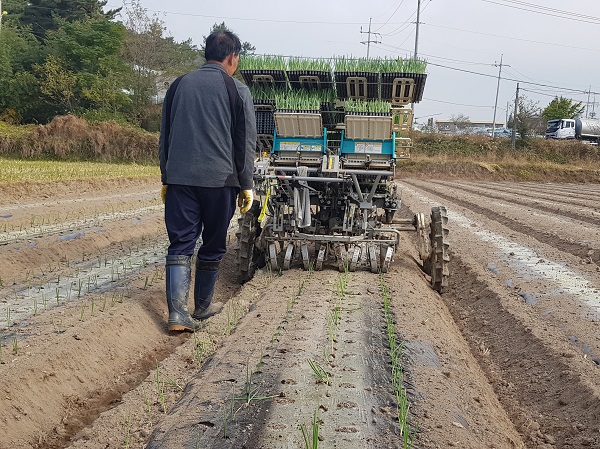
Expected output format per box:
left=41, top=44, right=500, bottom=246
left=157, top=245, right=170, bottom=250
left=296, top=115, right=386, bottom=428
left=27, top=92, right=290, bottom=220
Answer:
left=159, top=62, right=257, bottom=190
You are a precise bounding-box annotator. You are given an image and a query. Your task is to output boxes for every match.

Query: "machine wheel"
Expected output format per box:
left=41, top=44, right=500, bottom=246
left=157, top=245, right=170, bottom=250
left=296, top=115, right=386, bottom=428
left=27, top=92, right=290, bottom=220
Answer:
left=315, top=244, right=326, bottom=271
left=383, top=209, right=395, bottom=224
left=349, top=245, right=361, bottom=272
left=336, top=244, right=349, bottom=272
left=235, top=200, right=262, bottom=283
left=283, top=243, right=295, bottom=270
left=380, top=243, right=393, bottom=273
left=415, top=213, right=431, bottom=274
left=269, top=243, right=279, bottom=271
left=368, top=243, right=380, bottom=273
left=428, top=206, right=450, bottom=293
left=301, top=243, right=311, bottom=270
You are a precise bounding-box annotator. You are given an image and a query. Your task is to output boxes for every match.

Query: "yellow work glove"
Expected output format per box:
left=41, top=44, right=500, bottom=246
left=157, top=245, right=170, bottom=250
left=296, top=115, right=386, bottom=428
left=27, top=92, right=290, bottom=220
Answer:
left=237, top=189, right=253, bottom=214
left=161, top=185, right=167, bottom=204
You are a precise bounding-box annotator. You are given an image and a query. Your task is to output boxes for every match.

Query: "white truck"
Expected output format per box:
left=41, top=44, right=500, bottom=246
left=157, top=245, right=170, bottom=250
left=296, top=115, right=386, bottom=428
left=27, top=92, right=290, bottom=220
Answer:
left=545, top=117, right=600, bottom=142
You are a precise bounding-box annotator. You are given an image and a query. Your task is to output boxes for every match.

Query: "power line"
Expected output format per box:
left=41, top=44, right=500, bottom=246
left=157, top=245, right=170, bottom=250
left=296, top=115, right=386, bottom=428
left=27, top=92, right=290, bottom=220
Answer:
left=502, top=66, right=536, bottom=82
left=494, top=66, right=595, bottom=95
left=421, top=0, right=433, bottom=14
left=375, top=41, right=598, bottom=94
left=423, top=97, right=494, bottom=108
left=520, top=88, right=585, bottom=101
left=480, top=0, right=600, bottom=25
left=481, top=0, right=600, bottom=22
left=380, top=0, right=432, bottom=36
left=427, top=60, right=599, bottom=95
left=380, top=11, right=416, bottom=36
left=422, top=22, right=600, bottom=53
left=107, top=4, right=418, bottom=26
left=519, top=88, right=562, bottom=98
left=374, top=0, right=405, bottom=32
left=377, top=42, right=495, bottom=66
left=373, top=1, right=404, bottom=20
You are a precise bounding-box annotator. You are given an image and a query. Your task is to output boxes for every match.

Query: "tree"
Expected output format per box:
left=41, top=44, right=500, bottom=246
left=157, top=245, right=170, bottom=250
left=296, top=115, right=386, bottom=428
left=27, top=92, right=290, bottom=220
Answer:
left=541, top=96, right=584, bottom=121
left=0, top=26, right=43, bottom=72
left=2, top=0, right=29, bottom=26
left=508, top=95, right=543, bottom=145
left=17, top=0, right=120, bottom=41
left=35, top=55, right=78, bottom=113
left=201, top=22, right=256, bottom=56
left=42, top=17, right=131, bottom=114
left=0, top=24, right=48, bottom=122
left=46, top=18, right=126, bottom=73
left=120, top=0, right=201, bottom=125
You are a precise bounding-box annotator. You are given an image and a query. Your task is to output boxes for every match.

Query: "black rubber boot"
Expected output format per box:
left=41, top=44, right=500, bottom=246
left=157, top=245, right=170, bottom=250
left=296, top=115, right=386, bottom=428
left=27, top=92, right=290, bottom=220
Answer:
left=192, top=259, right=223, bottom=321
left=165, top=255, right=201, bottom=332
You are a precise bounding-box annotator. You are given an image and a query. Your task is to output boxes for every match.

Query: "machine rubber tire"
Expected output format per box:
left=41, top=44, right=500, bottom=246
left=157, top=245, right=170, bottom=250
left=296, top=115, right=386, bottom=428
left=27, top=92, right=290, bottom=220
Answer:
left=429, top=206, right=450, bottom=293
left=235, top=200, right=261, bottom=284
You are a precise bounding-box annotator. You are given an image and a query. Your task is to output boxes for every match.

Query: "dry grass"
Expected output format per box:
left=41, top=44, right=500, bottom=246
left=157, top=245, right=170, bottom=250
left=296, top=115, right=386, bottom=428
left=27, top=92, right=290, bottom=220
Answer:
left=0, top=116, right=159, bottom=162
left=403, top=133, right=600, bottom=182
left=412, top=132, right=600, bottom=164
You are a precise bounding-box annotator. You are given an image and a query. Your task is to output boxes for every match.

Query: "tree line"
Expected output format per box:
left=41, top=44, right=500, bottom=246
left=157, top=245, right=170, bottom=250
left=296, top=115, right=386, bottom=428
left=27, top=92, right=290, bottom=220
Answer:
left=0, top=0, right=205, bottom=129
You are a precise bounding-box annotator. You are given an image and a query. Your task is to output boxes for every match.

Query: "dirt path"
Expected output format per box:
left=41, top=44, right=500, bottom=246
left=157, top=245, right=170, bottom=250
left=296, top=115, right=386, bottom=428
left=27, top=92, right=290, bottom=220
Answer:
left=0, top=177, right=598, bottom=449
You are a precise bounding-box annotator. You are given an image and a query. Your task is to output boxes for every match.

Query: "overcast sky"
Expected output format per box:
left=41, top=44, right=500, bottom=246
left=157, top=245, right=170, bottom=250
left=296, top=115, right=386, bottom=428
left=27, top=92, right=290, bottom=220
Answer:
left=111, top=0, right=600, bottom=125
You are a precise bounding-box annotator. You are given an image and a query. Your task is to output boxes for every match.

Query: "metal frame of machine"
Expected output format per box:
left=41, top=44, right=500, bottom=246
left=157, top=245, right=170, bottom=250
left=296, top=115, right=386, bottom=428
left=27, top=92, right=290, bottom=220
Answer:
left=235, top=64, right=449, bottom=292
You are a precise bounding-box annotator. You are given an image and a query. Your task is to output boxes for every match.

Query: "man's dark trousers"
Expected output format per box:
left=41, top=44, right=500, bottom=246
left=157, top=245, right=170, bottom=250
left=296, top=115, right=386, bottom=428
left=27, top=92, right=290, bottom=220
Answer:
left=164, top=184, right=238, bottom=261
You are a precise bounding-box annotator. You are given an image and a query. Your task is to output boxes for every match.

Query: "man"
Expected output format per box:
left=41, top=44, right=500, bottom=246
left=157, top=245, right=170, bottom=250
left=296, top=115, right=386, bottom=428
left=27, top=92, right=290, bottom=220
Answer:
left=159, top=30, right=256, bottom=332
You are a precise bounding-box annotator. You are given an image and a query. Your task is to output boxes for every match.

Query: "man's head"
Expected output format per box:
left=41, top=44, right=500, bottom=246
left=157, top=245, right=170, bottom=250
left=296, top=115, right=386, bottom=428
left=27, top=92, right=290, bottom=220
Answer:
left=205, top=30, right=242, bottom=75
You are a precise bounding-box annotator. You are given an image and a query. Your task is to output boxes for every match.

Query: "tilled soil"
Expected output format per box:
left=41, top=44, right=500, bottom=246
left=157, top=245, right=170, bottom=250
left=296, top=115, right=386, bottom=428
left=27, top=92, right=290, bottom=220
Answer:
left=0, top=177, right=598, bottom=449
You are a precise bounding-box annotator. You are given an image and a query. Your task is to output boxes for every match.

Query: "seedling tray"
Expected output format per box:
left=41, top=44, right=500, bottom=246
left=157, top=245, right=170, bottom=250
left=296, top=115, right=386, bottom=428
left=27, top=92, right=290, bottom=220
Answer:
left=287, top=70, right=334, bottom=90
left=334, top=71, right=379, bottom=100
left=381, top=73, right=427, bottom=102
left=254, top=100, right=276, bottom=135
left=241, top=69, right=288, bottom=89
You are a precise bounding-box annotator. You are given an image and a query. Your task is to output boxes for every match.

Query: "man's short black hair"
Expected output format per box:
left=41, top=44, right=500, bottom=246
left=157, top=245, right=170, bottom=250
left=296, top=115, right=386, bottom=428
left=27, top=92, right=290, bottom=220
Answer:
left=205, top=30, right=242, bottom=62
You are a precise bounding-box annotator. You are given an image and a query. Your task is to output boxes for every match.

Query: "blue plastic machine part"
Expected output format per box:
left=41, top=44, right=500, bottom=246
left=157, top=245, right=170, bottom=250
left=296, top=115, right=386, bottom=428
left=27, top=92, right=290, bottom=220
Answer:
left=340, top=131, right=397, bottom=158
left=272, top=128, right=328, bottom=155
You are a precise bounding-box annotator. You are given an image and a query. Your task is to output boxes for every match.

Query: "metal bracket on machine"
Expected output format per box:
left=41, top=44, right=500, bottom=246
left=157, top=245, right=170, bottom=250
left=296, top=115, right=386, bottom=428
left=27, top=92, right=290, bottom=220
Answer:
left=343, top=203, right=356, bottom=232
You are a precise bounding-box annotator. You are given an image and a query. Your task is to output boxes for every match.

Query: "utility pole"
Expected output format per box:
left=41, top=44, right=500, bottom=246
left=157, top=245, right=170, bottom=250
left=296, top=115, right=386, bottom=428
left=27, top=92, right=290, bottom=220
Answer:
left=492, top=54, right=509, bottom=139
left=360, top=18, right=381, bottom=59
left=586, top=86, right=591, bottom=118
left=412, top=0, right=422, bottom=114
left=511, top=83, right=519, bottom=150
left=414, top=0, right=421, bottom=59
left=506, top=101, right=509, bottom=125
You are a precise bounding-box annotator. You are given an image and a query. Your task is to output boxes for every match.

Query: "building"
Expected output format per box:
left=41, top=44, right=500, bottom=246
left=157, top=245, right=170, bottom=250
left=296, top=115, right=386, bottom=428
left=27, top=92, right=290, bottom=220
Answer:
left=435, top=120, right=505, bottom=135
